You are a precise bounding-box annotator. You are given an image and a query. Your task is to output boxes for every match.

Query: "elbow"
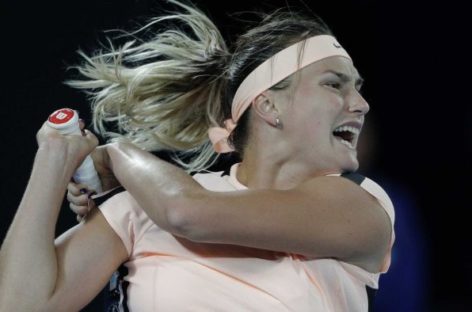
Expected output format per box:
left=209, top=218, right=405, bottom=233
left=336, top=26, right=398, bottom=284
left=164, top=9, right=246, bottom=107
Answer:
left=165, top=191, right=209, bottom=242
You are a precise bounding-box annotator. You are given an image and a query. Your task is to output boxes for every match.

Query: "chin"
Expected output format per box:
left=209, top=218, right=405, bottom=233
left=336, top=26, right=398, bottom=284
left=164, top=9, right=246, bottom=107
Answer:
left=341, top=158, right=359, bottom=173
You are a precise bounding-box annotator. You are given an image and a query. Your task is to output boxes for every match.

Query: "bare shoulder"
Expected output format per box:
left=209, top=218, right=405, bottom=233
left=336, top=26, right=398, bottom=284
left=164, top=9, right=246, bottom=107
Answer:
left=297, top=174, right=392, bottom=273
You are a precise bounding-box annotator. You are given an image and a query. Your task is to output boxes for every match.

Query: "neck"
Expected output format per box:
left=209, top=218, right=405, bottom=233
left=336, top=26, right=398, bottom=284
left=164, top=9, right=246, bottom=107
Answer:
left=236, top=139, right=339, bottom=190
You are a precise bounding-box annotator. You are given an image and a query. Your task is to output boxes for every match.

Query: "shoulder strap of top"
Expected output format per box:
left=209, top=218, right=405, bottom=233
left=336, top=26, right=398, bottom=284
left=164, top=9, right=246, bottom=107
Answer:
left=340, top=172, right=366, bottom=185
left=92, top=186, right=126, bottom=207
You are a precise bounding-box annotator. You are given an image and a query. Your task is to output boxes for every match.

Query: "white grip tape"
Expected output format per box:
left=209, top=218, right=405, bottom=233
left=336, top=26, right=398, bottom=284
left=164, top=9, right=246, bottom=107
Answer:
left=74, top=156, right=102, bottom=193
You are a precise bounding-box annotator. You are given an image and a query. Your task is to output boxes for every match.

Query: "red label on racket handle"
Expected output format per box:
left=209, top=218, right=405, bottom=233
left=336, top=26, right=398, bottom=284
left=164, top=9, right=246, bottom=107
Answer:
left=48, top=108, right=76, bottom=125
left=47, top=108, right=80, bottom=135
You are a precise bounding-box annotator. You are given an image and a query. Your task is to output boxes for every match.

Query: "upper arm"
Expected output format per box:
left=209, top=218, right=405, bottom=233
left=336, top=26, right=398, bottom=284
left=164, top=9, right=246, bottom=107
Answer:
left=180, top=176, right=391, bottom=272
left=46, top=208, right=128, bottom=311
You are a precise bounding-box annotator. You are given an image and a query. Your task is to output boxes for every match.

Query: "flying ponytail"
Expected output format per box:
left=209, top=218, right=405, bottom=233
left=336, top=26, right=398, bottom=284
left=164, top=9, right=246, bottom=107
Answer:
left=67, top=0, right=229, bottom=172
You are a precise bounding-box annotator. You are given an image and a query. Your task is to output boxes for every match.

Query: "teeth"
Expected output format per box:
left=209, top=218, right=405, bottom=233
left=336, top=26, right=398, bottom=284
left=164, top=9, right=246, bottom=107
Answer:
left=339, top=138, right=354, bottom=149
left=333, top=125, right=358, bottom=149
left=333, top=126, right=360, bottom=135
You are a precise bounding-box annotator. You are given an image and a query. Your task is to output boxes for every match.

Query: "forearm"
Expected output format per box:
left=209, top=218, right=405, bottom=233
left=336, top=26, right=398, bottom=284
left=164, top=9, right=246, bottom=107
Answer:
left=106, top=143, right=204, bottom=236
left=0, top=146, right=75, bottom=310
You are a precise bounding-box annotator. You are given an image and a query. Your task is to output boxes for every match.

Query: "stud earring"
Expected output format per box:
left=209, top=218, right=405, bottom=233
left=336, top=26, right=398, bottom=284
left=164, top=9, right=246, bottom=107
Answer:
left=275, top=117, right=283, bottom=129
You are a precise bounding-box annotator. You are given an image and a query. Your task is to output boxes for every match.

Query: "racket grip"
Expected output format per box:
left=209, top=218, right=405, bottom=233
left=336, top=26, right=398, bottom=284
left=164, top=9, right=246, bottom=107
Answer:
left=47, top=108, right=103, bottom=193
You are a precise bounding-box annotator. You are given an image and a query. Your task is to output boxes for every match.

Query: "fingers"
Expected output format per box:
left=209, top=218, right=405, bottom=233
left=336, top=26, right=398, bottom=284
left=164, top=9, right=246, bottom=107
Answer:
left=66, top=187, right=89, bottom=204
left=79, top=119, right=87, bottom=137
left=69, top=197, right=97, bottom=222
left=67, top=182, right=97, bottom=222
left=37, top=121, right=99, bottom=163
left=68, top=181, right=88, bottom=196
left=70, top=199, right=96, bottom=217
left=67, top=182, right=96, bottom=197
left=82, top=129, right=99, bottom=149
left=69, top=201, right=89, bottom=218
left=36, top=121, right=61, bottom=146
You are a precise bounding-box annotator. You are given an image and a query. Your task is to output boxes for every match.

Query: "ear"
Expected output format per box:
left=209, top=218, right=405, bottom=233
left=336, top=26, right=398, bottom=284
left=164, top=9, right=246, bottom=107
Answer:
left=252, top=92, right=279, bottom=127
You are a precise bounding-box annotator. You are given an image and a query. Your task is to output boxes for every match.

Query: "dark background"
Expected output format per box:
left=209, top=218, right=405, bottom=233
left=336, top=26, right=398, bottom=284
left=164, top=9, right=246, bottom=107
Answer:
left=0, top=0, right=469, bottom=311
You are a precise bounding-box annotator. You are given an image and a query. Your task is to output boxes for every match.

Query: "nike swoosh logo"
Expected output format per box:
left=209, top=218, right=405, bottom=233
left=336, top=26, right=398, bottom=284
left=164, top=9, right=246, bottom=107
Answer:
left=333, top=42, right=342, bottom=48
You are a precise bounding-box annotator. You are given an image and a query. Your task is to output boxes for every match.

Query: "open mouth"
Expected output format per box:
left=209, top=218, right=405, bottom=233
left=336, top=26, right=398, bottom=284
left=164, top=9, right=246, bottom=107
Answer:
left=332, top=126, right=359, bottom=149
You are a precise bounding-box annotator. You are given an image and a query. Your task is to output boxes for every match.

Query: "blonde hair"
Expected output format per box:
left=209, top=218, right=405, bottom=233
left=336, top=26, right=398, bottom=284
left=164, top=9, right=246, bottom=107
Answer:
left=68, top=0, right=228, bottom=172
left=67, top=0, right=332, bottom=172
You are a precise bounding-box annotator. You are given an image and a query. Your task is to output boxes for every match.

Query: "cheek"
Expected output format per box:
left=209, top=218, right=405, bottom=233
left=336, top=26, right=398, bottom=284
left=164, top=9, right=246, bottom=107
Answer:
left=318, top=91, right=344, bottom=111
left=305, top=119, right=323, bottom=133
left=288, top=89, right=341, bottom=135
left=291, top=115, right=327, bottom=141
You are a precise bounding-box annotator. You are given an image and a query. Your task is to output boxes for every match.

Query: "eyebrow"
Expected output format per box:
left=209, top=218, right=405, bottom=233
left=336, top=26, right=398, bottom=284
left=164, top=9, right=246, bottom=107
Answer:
left=324, top=70, right=364, bottom=88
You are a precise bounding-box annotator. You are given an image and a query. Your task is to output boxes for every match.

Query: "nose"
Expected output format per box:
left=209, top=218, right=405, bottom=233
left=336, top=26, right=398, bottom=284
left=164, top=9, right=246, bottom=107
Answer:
left=348, top=90, right=370, bottom=115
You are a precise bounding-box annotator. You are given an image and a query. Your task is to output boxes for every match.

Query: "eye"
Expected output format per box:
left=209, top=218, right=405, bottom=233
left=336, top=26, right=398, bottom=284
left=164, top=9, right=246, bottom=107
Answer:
left=325, top=81, right=342, bottom=90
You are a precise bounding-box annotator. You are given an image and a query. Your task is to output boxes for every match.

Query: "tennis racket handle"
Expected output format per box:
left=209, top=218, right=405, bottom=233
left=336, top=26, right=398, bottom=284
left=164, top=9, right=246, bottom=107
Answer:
left=47, top=108, right=103, bottom=193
